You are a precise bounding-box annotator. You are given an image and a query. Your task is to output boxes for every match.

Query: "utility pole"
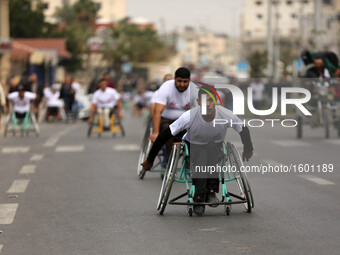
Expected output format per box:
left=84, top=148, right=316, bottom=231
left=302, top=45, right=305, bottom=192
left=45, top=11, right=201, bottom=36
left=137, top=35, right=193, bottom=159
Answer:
left=0, top=0, right=11, bottom=90
left=299, top=0, right=305, bottom=49
left=267, top=0, right=273, bottom=77
left=273, top=0, right=280, bottom=80
left=314, top=0, right=323, bottom=50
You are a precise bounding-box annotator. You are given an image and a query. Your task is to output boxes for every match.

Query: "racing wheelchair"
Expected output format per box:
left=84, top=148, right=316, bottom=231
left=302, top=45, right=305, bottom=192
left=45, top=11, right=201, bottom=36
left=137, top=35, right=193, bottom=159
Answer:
left=87, top=107, right=125, bottom=138
left=137, top=116, right=167, bottom=179
left=156, top=141, right=254, bottom=216
left=4, top=111, right=40, bottom=137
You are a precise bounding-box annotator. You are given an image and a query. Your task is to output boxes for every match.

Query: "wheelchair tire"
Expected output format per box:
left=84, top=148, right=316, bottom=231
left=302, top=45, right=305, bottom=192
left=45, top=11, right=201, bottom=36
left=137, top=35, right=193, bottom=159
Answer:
left=297, top=116, right=302, bottom=139
left=3, top=114, right=12, bottom=137
left=323, top=107, right=329, bottom=139
left=158, top=144, right=181, bottom=215
left=227, top=142, right=252, bottom=213
left=137, top=121, right=152, bottom=178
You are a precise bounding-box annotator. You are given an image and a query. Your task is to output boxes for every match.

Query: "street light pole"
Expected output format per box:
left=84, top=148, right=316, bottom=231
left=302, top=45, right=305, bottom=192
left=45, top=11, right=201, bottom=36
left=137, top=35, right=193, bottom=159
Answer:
left=314, top=0, right=323, bottom=50
left=267, top=0, right=273, bottom=77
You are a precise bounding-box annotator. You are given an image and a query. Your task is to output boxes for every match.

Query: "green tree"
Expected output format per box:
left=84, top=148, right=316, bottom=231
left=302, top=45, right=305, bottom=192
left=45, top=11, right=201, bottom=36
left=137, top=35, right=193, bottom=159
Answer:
left=105, top=20, right=174, bottom=68
left=247, top=50, right=268, bottom=78
left=53, top=0, right=99, bottom=71
left=9, top=0, right=57, bottom=38
left=73, top=0, right=99, bottom=25
left=54, top=1, right=75, bottom=25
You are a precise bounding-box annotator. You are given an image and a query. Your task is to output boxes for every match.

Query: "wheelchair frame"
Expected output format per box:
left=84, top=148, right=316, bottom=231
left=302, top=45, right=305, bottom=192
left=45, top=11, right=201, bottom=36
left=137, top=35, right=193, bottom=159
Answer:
left=4, top=111, right=40, bottom=137
left=156, top=141, right=254, bottom=216
left=87, top=108, right=125, bottom=138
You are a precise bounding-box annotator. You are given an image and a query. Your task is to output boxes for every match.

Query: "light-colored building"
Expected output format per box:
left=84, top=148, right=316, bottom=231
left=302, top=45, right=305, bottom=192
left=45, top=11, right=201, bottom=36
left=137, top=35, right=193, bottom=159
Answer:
left=175, top=27, right=241, bottom=74
left=38, top=0, right=127, bottom=24
left=241, top=0, right=339, bottom=55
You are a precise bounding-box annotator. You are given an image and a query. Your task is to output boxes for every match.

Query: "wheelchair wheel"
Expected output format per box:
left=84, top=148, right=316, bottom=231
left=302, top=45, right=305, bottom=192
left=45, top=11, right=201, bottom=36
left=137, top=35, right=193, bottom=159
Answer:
left=157, top=143, right=181, bottom=215
left=137, top=123, right=152, bottom=179
left=115, top=114, right=125, bottom=137
left=87, top=122, right=93, bottom=137
left=227, top=142, right=252, bottom=213
left=3, top=114, right=11, bottom=137
left=296, top=116, right=302, bottom=139
left=87, top=113, right=98, bottom=138
left=30, top=113, right=40, bottom=137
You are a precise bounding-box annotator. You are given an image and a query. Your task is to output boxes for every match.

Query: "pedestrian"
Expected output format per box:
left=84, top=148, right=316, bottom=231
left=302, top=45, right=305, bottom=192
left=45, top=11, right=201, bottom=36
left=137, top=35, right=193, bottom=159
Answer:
left=60, top=75, right=75, bottom=122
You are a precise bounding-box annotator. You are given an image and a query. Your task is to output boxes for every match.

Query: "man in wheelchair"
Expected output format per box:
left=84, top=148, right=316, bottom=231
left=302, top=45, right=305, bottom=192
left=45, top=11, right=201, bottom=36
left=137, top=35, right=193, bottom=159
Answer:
left=7, top=85, right=37, bottom=121
left=88, top=78, right=122, bottom=130
left=142, top=85, right=254, bottom=213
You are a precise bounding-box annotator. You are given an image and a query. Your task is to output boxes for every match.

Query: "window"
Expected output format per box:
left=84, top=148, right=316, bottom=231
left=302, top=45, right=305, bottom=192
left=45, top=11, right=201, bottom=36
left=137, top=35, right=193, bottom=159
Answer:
left=323, top=0, right=332, bottom=5
left=291, top=13, right=298, bottom=19
left=257, top=14, right=263, bottom=19
left=255, top=1, right=262, bottom=6
left=286, top=0, right=293, bottom=5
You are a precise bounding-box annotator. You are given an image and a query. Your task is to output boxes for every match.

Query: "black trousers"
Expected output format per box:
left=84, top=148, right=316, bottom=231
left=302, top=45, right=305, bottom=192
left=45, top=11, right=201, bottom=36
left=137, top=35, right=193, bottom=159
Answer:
left=160, top=117, right=184, bottom=160
left=185, top=141, right=224, bottom=195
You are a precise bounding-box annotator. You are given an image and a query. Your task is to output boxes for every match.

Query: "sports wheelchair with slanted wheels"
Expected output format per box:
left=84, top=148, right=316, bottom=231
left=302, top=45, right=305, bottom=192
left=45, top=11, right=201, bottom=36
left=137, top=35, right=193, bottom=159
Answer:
left=4, top=111, right=40, bottom=137
left=156, top=141, right=254, bottom=216
left=87, top=108, right=125, bottom=138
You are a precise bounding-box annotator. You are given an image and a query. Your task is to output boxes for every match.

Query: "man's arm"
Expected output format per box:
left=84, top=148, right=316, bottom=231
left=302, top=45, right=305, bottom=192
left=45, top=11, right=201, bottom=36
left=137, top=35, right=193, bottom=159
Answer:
left=150, top=103, right=165, bottom=142
left=239, top=126, right=254, bottom=161
left=116, top=99, right=123, bottom=119
left=88, top=103, right=97, bottom=124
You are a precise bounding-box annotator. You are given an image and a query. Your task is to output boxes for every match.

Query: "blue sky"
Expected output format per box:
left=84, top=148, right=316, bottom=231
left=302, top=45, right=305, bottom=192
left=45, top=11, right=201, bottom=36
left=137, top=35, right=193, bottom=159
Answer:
left=127, top=0, right=244, bottom=36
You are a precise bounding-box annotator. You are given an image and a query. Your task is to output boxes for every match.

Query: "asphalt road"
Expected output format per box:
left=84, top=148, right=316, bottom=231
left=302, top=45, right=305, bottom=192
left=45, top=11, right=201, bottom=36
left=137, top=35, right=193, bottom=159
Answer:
left=0, top=110, right=339, bottom=255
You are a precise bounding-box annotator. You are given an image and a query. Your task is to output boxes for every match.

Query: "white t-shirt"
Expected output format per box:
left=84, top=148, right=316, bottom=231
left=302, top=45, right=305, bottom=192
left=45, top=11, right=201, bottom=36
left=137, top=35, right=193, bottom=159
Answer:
left=153, top=80, right=198, bottom=120
left=170, top=106, right=243, bottom=145
left=143, top=91, right=154, bottom=107
left=250, top=82, right=265, bottom=102
left=92, top=87, right=121, bottom=108
left=44, top=88, right=61, bottom=107
left=7, top=91, right=36, bottom=113
left=71, top=82, right=82, bottom=101
left=150, top=90, right=159, bottom=104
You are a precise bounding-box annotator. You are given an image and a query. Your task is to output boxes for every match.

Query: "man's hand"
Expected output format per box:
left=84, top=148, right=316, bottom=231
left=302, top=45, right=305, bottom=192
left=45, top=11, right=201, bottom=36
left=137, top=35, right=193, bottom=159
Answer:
left=242, top=151, right=253, bottom=162
left=88, top=117, right=93, bottom=125
left=118, top=111, right=123, bottom=120
left=141, top=159, right=153, bottom=171
left=149, top=133, right=158, bottom=142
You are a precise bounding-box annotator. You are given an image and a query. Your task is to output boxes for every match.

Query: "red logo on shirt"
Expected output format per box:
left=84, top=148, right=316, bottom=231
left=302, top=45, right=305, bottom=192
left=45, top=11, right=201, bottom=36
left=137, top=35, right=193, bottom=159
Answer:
left=183, top=103, right=190, bottom=109
left=169, top=101, right=176, bottom=107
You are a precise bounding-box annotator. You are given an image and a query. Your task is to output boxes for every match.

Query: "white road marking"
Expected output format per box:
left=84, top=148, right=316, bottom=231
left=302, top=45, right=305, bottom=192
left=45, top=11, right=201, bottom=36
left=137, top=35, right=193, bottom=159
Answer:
left=113, top=144, right=140, bottom=151
left=272, top=140, right=309, bottom=147
left=324, top=139, right=340, bottom=146
left=7, top=180, right=30, bottom=193
left=56, top=145, right=84, bottom=152
left=262, top=159, right=282, bottom=166
left=30, top=154, right=44, bottom=161
left=299, top=175, right=335, bottom=185
left=19, top=165, right=36, bottom=174
left=44, top=125, right=78, bottom=147
left=0, top=204, right=19, bottom=224
left=1, top=146, right=29, bottom=154
left=44, top=137, right=59, bottom=147
left=199, top=228, right=218, bottom=232
left=0, top=244, right=3, bottom=253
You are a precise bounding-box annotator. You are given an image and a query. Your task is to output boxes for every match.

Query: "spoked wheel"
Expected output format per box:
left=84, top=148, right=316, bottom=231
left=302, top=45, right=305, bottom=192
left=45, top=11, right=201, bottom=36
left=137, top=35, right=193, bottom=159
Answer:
left=297, top=116, right=302, bottom=139
left=3, top=114, right=11, bottom=137
left=31, top=113, right=40, bottom=137
left=137, top=122, right=152, bottom=179
left=157, top=144, right=181, bottom=215
left=227, top=142, right=252, bottom=213
left=323, top=107, right=330, bottom=139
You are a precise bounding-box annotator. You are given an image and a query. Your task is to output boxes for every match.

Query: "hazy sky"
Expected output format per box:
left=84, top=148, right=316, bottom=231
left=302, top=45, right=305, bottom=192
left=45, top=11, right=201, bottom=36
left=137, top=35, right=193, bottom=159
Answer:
left=127, top=0, right=244, bottom=37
